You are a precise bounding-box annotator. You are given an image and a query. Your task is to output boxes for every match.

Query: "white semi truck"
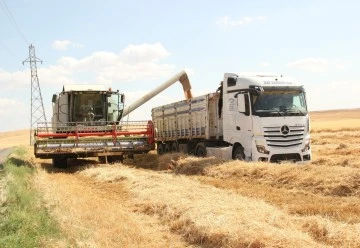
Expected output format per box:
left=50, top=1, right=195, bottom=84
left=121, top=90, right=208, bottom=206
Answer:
left=152, top=73, right=311, bottom=163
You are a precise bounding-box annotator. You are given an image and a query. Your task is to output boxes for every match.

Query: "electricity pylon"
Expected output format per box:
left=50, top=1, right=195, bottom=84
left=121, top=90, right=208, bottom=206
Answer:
left=23, top=44, right=47, bottom=145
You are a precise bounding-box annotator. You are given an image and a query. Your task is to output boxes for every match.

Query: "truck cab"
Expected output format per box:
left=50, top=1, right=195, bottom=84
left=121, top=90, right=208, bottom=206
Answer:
left=221, top=73, right=311, bottom=162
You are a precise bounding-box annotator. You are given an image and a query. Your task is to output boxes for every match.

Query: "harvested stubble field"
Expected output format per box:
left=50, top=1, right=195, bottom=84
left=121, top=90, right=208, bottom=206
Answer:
left=1, top=109, right=360, bottom=247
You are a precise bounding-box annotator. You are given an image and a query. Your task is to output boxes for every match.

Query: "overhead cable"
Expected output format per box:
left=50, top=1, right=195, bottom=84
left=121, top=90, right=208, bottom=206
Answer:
left=0, top=0, right=30, bottom=45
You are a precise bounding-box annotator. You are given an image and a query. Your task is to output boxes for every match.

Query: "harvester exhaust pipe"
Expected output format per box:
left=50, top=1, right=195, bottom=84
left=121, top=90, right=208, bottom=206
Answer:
left=122, top=70, right=192, bottom=118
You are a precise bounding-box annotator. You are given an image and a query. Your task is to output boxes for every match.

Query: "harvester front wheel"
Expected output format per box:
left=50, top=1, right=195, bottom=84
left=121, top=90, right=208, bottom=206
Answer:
left=108, top=155, right=124, bottom=164
left=99, top=156, right=124, bottom=164
left=52, top=157, right=68, bottom=168
left=98, top=156, right=106, bottom=164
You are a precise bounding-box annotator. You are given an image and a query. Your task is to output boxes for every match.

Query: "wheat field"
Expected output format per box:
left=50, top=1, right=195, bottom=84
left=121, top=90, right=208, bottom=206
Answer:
left=1, top=109, right=360, bottom=247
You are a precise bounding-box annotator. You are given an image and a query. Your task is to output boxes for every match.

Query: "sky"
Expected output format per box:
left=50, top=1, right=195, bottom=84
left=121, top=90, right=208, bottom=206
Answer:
left=0, top=0, right=359, bottom=132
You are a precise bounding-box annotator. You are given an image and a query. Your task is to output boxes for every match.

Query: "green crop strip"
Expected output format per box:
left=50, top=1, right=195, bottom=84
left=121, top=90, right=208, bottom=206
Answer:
left=0, top=147, right=62, bottom=248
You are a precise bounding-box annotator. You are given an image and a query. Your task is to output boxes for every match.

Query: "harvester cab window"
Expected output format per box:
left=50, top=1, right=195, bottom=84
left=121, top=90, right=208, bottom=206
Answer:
left=72, top=93, right=106, bottom=122
left=107, top=93, right=123, bottom=122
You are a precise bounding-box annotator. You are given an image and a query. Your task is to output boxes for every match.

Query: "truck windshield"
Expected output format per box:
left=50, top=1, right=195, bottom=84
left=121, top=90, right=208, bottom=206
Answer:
left=251, top=90, right=307, bottom=117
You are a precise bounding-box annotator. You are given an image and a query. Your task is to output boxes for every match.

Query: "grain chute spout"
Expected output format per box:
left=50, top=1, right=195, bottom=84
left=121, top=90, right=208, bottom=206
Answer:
left=122, top=70, right=192, bottom=118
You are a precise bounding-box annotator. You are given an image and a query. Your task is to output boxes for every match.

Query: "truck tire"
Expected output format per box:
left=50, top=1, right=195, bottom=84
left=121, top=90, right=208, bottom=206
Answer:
left=157, top=143, right=165, bottom=155
left=233, top=145, right=245, bottom=160
left=52, top=157, right=68, bottom=168
left=195, top=143, right=207, bottom=157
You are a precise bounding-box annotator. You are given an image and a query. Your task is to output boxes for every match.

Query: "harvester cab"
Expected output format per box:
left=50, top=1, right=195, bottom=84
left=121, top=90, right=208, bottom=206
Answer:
left=51, top=85, right=124, bottom=124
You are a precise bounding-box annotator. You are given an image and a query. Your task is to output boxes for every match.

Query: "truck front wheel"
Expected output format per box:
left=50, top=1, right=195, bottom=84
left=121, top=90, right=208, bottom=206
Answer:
left=195, top=143, right=207, bottom=157
left=233, top=145, right=245, bottom=160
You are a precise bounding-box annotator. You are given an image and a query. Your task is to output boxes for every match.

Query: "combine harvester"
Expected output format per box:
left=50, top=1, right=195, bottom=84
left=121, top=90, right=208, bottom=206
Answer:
left=34, top=71, right=192, bottom=168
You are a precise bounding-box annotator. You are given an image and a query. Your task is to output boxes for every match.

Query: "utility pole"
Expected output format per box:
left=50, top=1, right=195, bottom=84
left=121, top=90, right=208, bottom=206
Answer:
left=23, top=44, right=47, bottom=145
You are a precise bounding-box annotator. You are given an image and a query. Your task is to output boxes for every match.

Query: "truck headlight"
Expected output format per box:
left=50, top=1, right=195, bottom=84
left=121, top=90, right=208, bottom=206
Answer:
left=302, top=140, right=311, bottom=152
left=256, top=145, right=269, bottom=154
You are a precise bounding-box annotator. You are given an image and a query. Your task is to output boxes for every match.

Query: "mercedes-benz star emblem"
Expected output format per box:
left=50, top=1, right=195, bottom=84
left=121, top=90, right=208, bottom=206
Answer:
left=281, top=125, right=290, bottom=135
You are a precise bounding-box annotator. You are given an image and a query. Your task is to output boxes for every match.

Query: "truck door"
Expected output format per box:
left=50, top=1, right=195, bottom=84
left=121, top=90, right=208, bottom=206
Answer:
left=235, top=92, right=253, bottom=159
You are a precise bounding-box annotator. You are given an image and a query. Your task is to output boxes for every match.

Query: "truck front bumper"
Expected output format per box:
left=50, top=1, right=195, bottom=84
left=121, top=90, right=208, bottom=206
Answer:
left=251, top=139, right=311, bottom=163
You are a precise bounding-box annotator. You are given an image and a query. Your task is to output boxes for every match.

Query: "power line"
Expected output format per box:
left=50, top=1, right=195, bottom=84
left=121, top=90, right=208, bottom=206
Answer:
left=0, top=0, right=29, bottom=45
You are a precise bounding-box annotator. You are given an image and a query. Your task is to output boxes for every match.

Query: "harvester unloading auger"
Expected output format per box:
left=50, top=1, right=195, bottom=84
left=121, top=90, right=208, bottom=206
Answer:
left=34, top=70, right=192, bottom=168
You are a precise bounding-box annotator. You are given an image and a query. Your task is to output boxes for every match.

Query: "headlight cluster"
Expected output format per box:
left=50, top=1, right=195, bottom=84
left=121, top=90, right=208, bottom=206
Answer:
left=256, top=145, right=269, bottom=154
left=255, top=140, right=269, bottom=154
left=302, top=140, right=311, bottom=152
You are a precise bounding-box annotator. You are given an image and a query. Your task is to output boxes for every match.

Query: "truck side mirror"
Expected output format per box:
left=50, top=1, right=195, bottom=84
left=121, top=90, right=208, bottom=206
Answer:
left=227, top=77, right=237, bottom=87
left=52, top=94, right=57, bottom=103
left=121, top=94, right=125, bottom=103
left=237, top=93, right=250, bottom=116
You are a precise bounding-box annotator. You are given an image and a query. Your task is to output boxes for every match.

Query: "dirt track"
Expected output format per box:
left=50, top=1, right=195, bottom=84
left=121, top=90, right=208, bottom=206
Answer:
left=0, top=148, right=12, bottom=164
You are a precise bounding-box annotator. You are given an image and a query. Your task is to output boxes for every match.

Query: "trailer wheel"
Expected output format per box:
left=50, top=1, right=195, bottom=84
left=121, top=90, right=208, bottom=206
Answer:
left=195, top=143, right=207, bottom=157
left=164, top=143, right=172, bottom=153
left=233, top=145, right=245, bottom=160
left=171, top=142, right=179, bottom=152
left=157, top=143, right=165, bottom=155
left=52, top=157, right=68, bottom=168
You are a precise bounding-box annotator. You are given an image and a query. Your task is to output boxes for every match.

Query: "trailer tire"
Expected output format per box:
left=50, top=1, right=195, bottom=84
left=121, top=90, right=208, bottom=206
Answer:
left=157, top=143, right=165, bottom=155
left=52, top=157, right=68, bottom=168
left=171, top=142, right=179, bottom=152
left=164, top=143, right=172, bottom=153
left=233, top=145, right=245, bottom=160
left=195, top=143, right=207, bottom=157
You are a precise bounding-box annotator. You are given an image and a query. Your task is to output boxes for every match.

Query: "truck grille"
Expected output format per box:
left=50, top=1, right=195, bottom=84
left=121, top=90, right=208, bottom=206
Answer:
left=263, top=125, right=304, bottom=148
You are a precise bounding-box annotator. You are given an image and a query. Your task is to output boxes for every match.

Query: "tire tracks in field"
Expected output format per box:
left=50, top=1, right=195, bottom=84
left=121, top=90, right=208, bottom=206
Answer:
left=35, top=155, right=360, bottom=248
left=34, top=161, right=191, bottom=248
left=125, top=153, right=360, bottom=224
left=79, top=163, right=360, bottom=247
left=196, top=176, right=360, bottom=223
